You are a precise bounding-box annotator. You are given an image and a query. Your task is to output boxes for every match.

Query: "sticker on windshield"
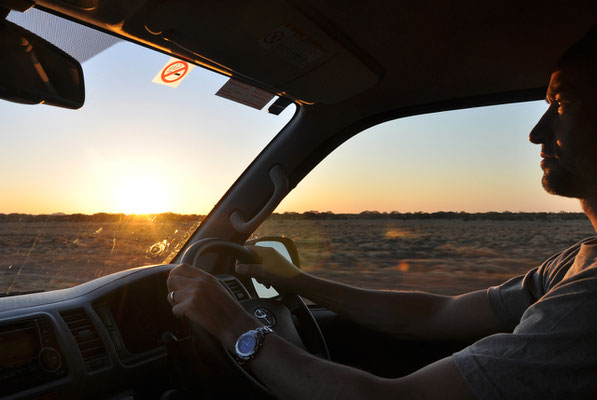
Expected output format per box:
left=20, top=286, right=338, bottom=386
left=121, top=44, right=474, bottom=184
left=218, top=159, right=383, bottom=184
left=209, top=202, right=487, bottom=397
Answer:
left=152, top=57, right=195, bottom=88
left=215, top=79, right=275, bottom=110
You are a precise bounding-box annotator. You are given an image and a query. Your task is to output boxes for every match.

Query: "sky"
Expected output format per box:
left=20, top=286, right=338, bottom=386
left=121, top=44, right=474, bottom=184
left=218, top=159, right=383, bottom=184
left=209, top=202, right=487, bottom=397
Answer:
left=278, top=101, right=581, bottom=213
left=0, top=19, right=582, bottom=215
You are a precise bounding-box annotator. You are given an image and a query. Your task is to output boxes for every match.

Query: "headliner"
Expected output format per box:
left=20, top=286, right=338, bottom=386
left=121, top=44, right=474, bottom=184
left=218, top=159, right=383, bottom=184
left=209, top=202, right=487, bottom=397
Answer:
left=26, top=0, right=597, bottom=114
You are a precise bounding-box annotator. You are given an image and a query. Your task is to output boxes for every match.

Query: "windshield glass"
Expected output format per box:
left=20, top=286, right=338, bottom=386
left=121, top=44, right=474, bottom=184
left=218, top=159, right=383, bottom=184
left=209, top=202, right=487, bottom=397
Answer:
left=0, top=10, right=295, bottom=294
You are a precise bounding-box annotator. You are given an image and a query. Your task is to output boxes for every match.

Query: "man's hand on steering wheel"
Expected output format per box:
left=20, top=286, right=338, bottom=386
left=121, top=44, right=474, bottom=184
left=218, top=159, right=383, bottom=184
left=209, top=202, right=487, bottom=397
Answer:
left=166, top=264, right=260, bottom=350
left=235, top=245, right=306, bottom=292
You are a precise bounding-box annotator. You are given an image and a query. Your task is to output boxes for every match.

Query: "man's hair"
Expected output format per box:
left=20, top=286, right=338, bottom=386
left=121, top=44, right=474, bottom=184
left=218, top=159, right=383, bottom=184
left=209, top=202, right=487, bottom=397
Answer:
left=559, top=23, right=597, bottom=67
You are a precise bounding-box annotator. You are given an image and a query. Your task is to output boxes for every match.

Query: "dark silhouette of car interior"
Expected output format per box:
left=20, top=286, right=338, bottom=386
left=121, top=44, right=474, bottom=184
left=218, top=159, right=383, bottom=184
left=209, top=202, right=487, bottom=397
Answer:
left=1, top=1, right=597, bottom=399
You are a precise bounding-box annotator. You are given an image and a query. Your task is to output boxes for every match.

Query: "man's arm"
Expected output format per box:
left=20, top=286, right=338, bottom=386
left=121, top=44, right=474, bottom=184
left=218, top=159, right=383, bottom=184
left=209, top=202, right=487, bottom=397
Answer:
left=241, top=326, right=477, bottom=400
left=236, top=246, right=508, bottom=341
left=167, top=265, right=478, bottom=400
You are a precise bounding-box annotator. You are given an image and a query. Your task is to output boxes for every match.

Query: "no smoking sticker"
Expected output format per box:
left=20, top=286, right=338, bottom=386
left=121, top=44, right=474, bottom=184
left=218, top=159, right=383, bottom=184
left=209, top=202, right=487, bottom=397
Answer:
left=162, top=61, right=188, bottom=83
left=152, top=57, right=195, bottom=88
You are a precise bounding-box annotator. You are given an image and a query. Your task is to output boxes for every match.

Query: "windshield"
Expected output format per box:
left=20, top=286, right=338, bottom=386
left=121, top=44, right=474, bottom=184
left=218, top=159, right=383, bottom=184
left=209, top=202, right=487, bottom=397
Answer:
left=0, top=9, right=295, bottom=294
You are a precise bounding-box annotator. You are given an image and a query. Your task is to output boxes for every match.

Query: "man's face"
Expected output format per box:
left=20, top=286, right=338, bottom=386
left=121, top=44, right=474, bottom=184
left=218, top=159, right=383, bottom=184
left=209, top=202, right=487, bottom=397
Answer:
left=529, top=61, right=597, bottom=199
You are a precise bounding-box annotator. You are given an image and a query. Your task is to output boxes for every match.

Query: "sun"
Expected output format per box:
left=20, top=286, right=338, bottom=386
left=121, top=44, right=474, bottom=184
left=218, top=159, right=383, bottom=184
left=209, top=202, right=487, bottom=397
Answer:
left=113, top=174, right=172, bottom=214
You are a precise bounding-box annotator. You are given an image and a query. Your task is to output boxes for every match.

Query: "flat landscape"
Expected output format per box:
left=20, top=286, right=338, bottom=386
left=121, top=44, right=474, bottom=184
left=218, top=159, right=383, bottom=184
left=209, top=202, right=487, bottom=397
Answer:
left=1, top=213, right=595, bottom=295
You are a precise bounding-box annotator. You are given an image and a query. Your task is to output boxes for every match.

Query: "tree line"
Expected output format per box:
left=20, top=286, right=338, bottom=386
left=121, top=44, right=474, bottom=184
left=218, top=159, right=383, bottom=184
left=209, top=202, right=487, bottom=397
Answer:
left=267, top=211, right=587, bottom=221
left=0, top=212, right=204, bottom=223
left=0, top=211, right=587, bottom=222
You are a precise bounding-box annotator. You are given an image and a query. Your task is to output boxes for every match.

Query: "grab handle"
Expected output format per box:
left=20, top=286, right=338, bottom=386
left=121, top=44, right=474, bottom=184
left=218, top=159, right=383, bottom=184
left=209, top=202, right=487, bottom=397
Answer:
left=229, top=164, right=288, bottom=234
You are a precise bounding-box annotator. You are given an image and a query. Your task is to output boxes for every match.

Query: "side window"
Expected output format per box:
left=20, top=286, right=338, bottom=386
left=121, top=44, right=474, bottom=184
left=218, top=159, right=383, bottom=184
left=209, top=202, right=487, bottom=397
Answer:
left=255, top=103, right=594, bottom=295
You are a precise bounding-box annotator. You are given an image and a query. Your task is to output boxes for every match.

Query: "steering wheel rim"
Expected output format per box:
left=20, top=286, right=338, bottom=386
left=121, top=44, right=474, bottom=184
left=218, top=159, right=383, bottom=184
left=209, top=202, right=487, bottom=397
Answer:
left=179, top=238, right=329, bottom=393
left=181, top=238, right=262, bottom=266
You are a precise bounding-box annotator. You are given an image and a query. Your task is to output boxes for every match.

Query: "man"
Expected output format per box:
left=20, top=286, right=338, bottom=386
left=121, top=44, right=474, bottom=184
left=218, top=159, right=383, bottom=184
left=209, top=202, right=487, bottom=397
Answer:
left=166, top=27, right=597, bottom=399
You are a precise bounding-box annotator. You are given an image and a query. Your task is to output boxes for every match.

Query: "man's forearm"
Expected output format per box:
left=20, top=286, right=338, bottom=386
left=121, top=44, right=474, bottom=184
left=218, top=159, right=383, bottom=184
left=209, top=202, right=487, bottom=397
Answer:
left=250, top=333, right=382, bottom=400
left=291, top=273, right=449, bottom=340
left=243, top=333, right=475, bottom=400
left=291, top=273, right=503, bottom=341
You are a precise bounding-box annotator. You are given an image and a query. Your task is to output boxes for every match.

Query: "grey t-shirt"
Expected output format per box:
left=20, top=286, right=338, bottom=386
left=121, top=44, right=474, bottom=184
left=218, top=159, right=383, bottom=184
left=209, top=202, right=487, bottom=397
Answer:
left=453, top=237, right=597, bottom=399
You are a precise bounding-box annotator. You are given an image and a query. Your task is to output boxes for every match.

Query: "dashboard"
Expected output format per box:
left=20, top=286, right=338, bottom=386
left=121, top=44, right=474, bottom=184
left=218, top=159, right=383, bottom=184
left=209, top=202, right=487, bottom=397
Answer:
left=0, top=265, right=191, bottom=400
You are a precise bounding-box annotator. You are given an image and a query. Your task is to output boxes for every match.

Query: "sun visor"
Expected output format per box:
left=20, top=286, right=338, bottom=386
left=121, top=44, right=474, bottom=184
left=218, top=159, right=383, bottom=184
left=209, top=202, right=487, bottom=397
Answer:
left=143, top=0, right=379, bottom=104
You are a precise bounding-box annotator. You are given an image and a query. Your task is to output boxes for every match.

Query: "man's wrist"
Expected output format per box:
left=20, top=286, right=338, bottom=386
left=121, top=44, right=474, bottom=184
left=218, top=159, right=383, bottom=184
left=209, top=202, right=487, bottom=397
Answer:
left=233, top=325, right=274, bottom=365
left=221, top=315, right=261, bottom=351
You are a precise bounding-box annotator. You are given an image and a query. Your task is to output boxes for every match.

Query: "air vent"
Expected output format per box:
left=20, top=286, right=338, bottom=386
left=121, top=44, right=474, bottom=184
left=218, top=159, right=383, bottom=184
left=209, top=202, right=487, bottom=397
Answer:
left=222, top=278, right=249, bottom=301
left=60, top=309, right=107, bottom=372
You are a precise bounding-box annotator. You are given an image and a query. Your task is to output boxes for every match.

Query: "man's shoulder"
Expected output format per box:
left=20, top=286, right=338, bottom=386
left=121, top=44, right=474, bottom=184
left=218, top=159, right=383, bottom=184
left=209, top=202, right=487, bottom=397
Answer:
left=554, top=236, right=596, bottom=257
left=539, top=236, right=597, bottom=273
left=576, top=236, right=597, bottom=246
left=533, top=236, right=597, bottom=291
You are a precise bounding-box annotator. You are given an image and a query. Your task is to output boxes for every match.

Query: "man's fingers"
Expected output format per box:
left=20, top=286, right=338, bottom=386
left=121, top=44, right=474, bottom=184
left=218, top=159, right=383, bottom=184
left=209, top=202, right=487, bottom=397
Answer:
left=171, top=300, right=189, bottom=319
left=169, top=263, right=207, bottom=279
left=167, top=268, right=221, bottom=309
left=166, top=285, right=193, bottom=305
left=247, top=245, right=279, bottom=259
left=167, top=274, right=197, bottom=292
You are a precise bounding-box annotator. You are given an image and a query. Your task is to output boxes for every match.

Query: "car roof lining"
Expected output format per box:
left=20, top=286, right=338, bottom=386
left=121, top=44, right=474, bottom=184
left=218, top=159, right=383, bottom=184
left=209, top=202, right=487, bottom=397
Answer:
left=11, top=3, right=560, bottom=121
left=25, top=0, right=597, bottom=109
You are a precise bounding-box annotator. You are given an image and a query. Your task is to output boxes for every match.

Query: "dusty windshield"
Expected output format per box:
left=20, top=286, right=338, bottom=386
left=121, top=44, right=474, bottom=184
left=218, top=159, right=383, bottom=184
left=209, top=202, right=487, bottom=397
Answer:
left=0, top=10, right=295, bottom=294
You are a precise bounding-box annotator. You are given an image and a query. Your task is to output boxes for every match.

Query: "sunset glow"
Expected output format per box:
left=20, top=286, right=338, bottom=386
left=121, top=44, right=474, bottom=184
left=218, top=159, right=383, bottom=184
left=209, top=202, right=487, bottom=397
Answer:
left=112, top=174, right=172, bottom=214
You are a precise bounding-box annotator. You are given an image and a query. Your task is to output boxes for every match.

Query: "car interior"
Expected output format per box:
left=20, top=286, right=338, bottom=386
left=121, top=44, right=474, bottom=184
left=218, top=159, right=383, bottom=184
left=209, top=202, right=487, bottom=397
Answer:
left=1, top=0, right=597, bottom=399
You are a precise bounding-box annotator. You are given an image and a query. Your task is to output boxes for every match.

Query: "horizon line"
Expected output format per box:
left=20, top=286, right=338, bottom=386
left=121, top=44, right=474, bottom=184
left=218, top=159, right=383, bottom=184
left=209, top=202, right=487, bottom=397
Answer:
left=0, top=210, right=587, bottom=217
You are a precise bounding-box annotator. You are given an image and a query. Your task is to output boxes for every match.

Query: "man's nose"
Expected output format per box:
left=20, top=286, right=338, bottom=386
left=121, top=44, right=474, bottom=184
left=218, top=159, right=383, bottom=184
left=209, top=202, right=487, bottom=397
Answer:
left=529, top=108, right=553, bottom=144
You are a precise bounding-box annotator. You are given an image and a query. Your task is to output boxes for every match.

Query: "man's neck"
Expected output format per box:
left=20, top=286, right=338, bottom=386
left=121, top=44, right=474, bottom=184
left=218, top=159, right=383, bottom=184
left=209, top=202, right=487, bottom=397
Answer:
left=580, top=198, right=597, bottom=232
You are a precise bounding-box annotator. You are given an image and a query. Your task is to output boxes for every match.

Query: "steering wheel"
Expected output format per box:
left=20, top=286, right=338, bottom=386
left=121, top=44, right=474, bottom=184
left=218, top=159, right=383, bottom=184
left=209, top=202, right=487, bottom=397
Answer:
left=179, top=238, right=329, bottom=393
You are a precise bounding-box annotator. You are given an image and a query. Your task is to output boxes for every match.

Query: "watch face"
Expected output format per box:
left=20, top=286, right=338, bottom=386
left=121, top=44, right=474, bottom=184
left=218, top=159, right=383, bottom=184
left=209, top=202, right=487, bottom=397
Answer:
left=236, top=332, right=257, bottom=357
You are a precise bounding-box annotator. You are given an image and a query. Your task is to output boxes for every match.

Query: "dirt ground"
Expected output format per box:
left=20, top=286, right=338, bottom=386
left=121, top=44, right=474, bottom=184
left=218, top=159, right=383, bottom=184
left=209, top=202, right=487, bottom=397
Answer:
left=0, top=216, right=200, bottom=293
left=1, top=217, right=595, bottom=295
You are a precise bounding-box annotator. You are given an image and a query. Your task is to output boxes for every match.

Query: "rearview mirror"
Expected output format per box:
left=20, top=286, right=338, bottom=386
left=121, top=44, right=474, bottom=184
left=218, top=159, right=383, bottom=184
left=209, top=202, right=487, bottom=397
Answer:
left=0, top=18, right=85, bottom=109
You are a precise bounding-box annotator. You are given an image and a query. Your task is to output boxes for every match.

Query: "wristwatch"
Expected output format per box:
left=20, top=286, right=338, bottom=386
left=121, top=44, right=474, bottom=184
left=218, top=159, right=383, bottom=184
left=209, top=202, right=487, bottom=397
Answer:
left=234, top=326, right=274, bottom=364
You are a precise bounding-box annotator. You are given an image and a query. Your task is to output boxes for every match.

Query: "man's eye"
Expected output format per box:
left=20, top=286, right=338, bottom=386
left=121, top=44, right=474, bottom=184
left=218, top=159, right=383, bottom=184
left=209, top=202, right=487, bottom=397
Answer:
left=547, top=100, right=561, bottom=114
left=554, top=96, right=566, bottom=114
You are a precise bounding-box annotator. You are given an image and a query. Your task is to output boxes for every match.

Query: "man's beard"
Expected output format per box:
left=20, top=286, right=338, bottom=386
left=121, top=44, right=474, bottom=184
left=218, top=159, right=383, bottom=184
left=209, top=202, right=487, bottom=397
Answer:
left=541, top=162, right=584, bottom=198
